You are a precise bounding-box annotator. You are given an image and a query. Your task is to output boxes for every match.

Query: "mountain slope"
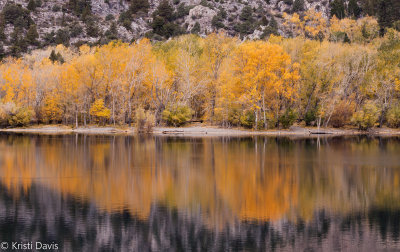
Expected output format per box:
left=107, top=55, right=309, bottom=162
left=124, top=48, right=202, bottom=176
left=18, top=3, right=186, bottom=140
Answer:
left=0, top=0, right=398, bottom=58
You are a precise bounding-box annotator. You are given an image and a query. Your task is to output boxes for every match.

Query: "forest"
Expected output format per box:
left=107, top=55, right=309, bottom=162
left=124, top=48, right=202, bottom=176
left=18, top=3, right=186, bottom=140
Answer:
left=0, top=11, right=399, bottom=130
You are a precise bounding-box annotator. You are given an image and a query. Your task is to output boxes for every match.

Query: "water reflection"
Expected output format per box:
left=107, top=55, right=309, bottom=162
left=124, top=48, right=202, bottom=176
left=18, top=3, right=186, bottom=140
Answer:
left=0, top=134, right=399, bottom=250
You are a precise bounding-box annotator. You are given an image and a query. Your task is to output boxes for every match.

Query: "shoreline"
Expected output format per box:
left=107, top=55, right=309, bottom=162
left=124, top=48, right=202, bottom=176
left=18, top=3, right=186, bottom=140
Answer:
left=0, top=125, right=400, bottom=137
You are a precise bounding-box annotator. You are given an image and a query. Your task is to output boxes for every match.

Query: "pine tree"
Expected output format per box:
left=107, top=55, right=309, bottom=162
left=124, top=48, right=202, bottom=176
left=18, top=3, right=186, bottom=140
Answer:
left=343, top=33, right=351, bottom=43
left=10, top=27, right=27, bottom=57
left=105, top=22, right=118, bottom=40
left=26, top=24, right=39, bottom=45
left=261, top=16, right=278, bottom=39
left=361, top=0, right=379, bottom=16
left=261, top=16, right=269, bottom=26
left=270, top=16, right=278, bottom=31
left=27, top=0, right=36, bottom=11
left=378, top=0, right=400, bottom=35
left=378, top=0, right=390, bottom=35
left=151, top=0, right=181, bottom=38
left=239, top=6, right=254, bottom=22
left=152, top=0, right=175, bottom=22
left=49, top=50, right=64, bottom=63
left=292, top=0, right=305, bottom=12
left=212, top=14, right=225, bottom=29
left=129, top=0, right=150, bottom=14
left=49, top=50, right=58, bottom=62
left=0, top=27, right=6, bottom=42
left=330, top=0, right=346, bottom=19
left=56, top=52, right=64, bottom=64
left=348, top=0, right=361, bottom=17
left=191, top=22, right=200, bottom=34
left=238, top=6, right=254, bottom=36
left=67, top=0, right=77, bottom=13
left=0, top=43, right=5, bottom=61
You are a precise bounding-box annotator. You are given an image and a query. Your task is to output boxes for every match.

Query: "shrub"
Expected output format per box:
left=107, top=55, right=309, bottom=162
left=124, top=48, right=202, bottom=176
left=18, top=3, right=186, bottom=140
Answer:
left=257, top=119, right=265, bottom=130
left=351, top=102, right=379, bottom=130
left=0, top=104, right=9, bottom=127
left=387, top=104, right=400, bottom=128
left=279, top=108, right=297, bottom=129
left=8, top=107, right=33, bottom=127
left=52, top=5, right=61, bottom=12
left=304, top=109, right=317, bottom=126
left=162, top=106, right=193, bottom=127
left=105, top=14, right=115, bottom=21
left=329, top=102, right=354, bottom=128
left=239, top=110, right=255, bottom=129
left=228, top=108, right=241, bottom=126
left=135, top=107, right=155, bottom=134
left=264, top=112, right=278, bottom=129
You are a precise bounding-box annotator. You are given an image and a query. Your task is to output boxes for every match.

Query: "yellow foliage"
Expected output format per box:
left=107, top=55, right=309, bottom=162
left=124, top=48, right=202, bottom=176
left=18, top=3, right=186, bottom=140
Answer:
left=90, top=99, right=110, bottom=123
left=0, top=30, right=397, bottom=129
left=42, top=92, right=63, bottom=122
left=224, top=40, right=300, bottom=127
left=330, top=16, right=379, bottom=43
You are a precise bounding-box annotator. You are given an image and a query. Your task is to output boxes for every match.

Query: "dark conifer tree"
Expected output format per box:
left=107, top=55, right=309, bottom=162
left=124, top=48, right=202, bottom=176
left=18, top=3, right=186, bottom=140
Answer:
left=292, top=0, right=305, bottom=13
left=129, top=0, right=150, bottom=14
left=348, top=0, right=361, bottom=18
left=330, top=0, right=346, bottom=19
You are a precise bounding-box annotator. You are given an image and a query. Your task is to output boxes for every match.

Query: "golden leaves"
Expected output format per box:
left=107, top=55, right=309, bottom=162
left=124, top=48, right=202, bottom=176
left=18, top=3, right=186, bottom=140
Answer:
left=227, top=41, right=299, bottom=112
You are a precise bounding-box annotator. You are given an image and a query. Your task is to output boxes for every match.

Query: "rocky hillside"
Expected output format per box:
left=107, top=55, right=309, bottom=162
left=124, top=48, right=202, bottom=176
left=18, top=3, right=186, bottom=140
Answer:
left=0, top=0, right=397, bottom=58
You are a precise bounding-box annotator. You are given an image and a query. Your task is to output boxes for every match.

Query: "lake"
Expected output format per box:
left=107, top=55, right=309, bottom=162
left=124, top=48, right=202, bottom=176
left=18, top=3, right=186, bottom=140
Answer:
left=0, top=133, right=399, bottom=251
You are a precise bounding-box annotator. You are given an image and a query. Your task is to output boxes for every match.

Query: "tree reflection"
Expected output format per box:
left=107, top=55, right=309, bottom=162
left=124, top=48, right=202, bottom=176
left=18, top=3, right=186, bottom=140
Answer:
left=0, top=134, right=399, bottom=229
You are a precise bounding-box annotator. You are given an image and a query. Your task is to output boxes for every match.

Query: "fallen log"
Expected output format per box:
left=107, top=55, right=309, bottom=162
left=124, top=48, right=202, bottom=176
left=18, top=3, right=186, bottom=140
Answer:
left=309, top=130, right=332, bottom=135
left=162, top=130, right=184, bottom=134
left=188, top=120, right=204, bottom=123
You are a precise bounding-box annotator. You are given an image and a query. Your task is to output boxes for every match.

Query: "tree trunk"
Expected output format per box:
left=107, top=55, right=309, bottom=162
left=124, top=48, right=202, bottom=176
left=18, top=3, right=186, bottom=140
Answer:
left=210, top=92, right=216, bottom=123
left=304, top=82, right=317, bottom=116
left=379, top=104, right=388, bottom=128
left=128, top=99, right=132, bottom=127
left=263, top=94, right=266, bottom=129
left=112, top=97, right=115, bottom=126
left=255, top=109, right=258, bottom=130
left=75, top=111, right=78, bottom=128
left=317, top=116, right=322, bottom=131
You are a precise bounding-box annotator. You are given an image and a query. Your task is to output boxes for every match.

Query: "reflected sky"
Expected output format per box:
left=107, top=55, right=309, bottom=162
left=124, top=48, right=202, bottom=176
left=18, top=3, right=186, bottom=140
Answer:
left=0, top=134, right=399, bottom=251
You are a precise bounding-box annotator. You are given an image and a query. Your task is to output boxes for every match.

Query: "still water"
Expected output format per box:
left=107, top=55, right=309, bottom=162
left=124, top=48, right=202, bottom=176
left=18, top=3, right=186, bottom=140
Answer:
left=0, top=133, right=399, bottom=251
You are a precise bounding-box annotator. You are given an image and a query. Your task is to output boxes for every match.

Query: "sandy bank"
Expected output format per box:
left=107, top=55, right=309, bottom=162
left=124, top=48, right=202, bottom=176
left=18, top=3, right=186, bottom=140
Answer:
left=1, top=125, right=400, bottom=137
